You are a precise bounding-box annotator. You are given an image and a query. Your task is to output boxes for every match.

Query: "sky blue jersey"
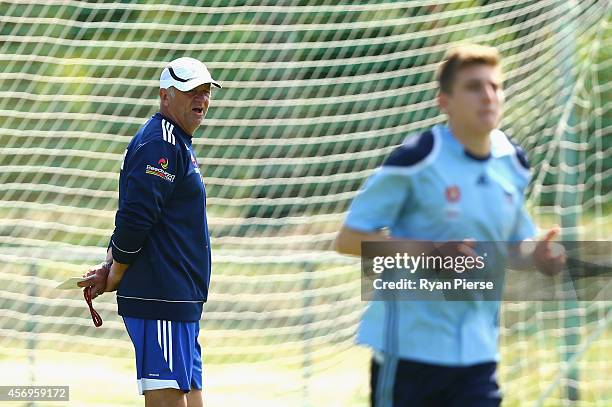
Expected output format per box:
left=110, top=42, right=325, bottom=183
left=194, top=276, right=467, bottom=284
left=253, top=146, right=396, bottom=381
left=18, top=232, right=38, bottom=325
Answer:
left=344, top=124, right=536, bottom=365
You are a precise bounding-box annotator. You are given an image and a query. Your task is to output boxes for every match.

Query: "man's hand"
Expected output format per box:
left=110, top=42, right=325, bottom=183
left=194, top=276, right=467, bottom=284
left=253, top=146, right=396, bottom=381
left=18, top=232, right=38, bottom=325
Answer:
left=104, top=261, right=129, bottom=292
left=77, top=261, right=111, bottom=300
left=77, top=245, right=129, bottom=299
left=533, top=226, right=566, bottom=276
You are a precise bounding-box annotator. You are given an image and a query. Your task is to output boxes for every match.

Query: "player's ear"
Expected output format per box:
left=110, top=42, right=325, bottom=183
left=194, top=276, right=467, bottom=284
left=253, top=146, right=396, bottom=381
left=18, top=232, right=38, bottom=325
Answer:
left=437, top=90, right=449, bottom=114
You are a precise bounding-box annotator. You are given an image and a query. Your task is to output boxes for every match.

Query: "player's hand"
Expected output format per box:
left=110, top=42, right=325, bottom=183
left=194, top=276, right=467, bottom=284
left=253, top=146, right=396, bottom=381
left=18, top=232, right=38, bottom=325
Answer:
left=77, top=261, right=111, bottom=299
left=433, top=239, right=478, bottom=261
left=533, top=226, right=566, bottom=276
left=427, top=239, right=479, bottom=275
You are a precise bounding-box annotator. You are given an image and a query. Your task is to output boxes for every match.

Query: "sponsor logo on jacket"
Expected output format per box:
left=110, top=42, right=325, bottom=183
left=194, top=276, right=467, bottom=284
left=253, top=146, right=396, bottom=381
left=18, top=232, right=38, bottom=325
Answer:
left=145, top=164, right=175, bottom=182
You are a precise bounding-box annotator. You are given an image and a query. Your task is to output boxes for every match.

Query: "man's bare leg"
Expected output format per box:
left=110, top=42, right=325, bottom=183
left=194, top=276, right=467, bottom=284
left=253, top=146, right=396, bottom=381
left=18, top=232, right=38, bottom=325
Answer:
left=144, top=388, right=187, bottom=407
left=187, top=389, right=203, bottom=407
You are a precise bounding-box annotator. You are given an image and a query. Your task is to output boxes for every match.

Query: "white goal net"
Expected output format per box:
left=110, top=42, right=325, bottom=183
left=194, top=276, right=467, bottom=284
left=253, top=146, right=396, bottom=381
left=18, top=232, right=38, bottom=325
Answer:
left=0, top=1, right=609, bottom=406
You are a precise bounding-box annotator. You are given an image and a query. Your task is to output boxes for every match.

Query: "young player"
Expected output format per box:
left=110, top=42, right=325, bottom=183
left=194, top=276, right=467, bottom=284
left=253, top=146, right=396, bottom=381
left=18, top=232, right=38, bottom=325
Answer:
left=335, top=44, right=565, bottom=406
left=79, top=57, right=220, bottom=407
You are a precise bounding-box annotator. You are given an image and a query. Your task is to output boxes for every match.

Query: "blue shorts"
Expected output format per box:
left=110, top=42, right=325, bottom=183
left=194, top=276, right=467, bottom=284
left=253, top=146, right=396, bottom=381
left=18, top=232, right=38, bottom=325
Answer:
left=123, top=317, right=202, bottom=395
left=371, top=356, right=501, bottom=407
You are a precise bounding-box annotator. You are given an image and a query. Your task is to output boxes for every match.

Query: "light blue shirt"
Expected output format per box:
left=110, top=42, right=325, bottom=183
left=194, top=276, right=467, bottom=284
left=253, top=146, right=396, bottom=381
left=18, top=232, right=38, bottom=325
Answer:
left=344, top=124, right=536, bottom=365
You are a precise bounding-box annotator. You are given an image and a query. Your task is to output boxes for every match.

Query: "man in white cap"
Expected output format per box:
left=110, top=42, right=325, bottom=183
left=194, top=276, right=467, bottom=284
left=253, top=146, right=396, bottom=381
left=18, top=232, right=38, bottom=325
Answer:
left=80, top=57, right=220, bottom=407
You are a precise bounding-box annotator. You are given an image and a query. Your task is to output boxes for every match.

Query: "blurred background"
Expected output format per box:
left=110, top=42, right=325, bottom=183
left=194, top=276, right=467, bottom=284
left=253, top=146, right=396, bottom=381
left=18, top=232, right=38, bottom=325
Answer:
left=0, top=0, right=610, bottom=406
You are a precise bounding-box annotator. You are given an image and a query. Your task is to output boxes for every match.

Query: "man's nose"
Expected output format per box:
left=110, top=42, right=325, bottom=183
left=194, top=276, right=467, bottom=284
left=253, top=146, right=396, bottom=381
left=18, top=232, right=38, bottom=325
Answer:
left=193, top=92, right=209, bottom=103
left=483, top=85, right=496, bottom=102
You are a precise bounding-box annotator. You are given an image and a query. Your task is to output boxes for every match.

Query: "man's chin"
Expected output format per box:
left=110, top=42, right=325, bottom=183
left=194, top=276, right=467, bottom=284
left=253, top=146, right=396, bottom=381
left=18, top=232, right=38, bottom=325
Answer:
left=189, top=117, right=203, bottom=129
left=476, top=119, right=498, bottom=134
left=479, top=113, right=500, bottom=130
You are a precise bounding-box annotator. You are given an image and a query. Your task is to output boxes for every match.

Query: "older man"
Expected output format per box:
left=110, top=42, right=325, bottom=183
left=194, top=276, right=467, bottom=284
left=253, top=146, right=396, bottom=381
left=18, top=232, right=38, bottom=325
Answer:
left=80, top=57, right=220, bottom=407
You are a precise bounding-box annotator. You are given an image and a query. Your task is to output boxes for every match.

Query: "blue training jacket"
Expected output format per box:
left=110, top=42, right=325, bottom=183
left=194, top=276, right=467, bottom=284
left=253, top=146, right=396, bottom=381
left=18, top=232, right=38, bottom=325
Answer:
left=110, top=112, right=212, bottom=322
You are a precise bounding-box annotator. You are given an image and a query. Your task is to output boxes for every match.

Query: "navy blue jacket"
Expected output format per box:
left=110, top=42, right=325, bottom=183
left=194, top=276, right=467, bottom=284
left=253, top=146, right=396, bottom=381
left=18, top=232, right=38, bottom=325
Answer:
left=111, top=112, right=211, bottom=322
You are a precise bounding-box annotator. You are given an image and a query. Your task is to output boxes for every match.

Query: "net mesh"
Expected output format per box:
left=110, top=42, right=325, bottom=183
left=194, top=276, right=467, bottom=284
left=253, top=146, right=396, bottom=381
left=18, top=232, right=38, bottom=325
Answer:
left=0, top=1, right=610, bottom=405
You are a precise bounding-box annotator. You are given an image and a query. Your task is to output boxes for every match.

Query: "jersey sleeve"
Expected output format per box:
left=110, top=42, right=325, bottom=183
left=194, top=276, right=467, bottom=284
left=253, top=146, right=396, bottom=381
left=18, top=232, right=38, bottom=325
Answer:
left=344, top=167, right=412, bottom=232
left=344, top=131, right=433, bottom=233
left=112, top=139, right=181, bottom=264
left=510, top=205, right=537, bottom=241
left=509, top=145, right=537, bottom=241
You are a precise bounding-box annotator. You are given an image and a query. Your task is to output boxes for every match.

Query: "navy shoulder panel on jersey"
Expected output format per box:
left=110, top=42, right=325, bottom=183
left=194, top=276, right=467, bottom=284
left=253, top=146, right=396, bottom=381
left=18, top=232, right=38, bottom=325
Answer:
left=511, top=141, right=530, bottom=170
left=383, top=130, right=434, bottom=167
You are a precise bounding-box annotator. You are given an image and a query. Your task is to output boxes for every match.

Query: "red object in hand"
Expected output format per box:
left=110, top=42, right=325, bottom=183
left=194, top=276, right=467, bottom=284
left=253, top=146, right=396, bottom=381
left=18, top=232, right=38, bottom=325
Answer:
left=83, top=286, right=103, bottom=327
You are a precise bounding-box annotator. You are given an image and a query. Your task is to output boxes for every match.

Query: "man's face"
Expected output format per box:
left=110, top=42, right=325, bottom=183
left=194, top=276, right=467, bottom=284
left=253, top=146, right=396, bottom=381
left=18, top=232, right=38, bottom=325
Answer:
left=161, top=83, right=212, bottom=135
left=439, top=64, right=504, bottom=135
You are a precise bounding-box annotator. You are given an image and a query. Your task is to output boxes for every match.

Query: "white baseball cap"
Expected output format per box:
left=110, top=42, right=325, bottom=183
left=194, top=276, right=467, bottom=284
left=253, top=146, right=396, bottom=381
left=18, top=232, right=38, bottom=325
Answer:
left=160, top=57, right=221, bottom=91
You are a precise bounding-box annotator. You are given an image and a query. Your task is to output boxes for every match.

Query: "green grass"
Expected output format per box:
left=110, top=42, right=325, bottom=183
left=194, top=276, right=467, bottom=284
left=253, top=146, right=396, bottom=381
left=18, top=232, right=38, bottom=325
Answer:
left=1, top=331, right=610, bottom=407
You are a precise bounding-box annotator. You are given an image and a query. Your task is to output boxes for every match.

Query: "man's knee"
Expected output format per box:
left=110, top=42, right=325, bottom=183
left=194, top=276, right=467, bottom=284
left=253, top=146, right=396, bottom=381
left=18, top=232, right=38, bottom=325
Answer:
left=144, top=388, right=187, bottom=407
left=186, top=389, right=203, bottom=407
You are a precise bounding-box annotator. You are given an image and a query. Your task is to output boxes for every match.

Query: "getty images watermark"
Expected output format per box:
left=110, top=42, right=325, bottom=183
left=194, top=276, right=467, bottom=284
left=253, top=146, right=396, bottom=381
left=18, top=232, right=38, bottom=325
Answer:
left=361, top=241, right=611, bottom=301
left=371, top=249, right=491, bottom=291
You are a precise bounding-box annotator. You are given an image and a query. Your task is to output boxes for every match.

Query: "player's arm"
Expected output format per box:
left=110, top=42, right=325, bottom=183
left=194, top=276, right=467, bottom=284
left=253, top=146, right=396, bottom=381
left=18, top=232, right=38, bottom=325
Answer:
left=335, top=226, right=477, bottom=259
left=334, top=163, right=412, bottom=257
left=506, top=145, right=565, bottom=275
left=335, top=227, right=389, bottom=256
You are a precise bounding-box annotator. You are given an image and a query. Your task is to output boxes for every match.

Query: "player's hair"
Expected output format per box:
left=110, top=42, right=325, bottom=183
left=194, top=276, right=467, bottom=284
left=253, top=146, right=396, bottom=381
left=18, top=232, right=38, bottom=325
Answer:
left=436, top=44, right=501, bottom=94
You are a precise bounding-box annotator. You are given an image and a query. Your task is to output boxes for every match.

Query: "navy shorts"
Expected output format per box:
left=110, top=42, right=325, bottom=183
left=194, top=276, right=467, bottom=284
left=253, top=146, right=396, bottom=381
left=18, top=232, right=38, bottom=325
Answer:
left=123, top=317, right=202, bottom=395
left=371, top=356, right=501, bottom=407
